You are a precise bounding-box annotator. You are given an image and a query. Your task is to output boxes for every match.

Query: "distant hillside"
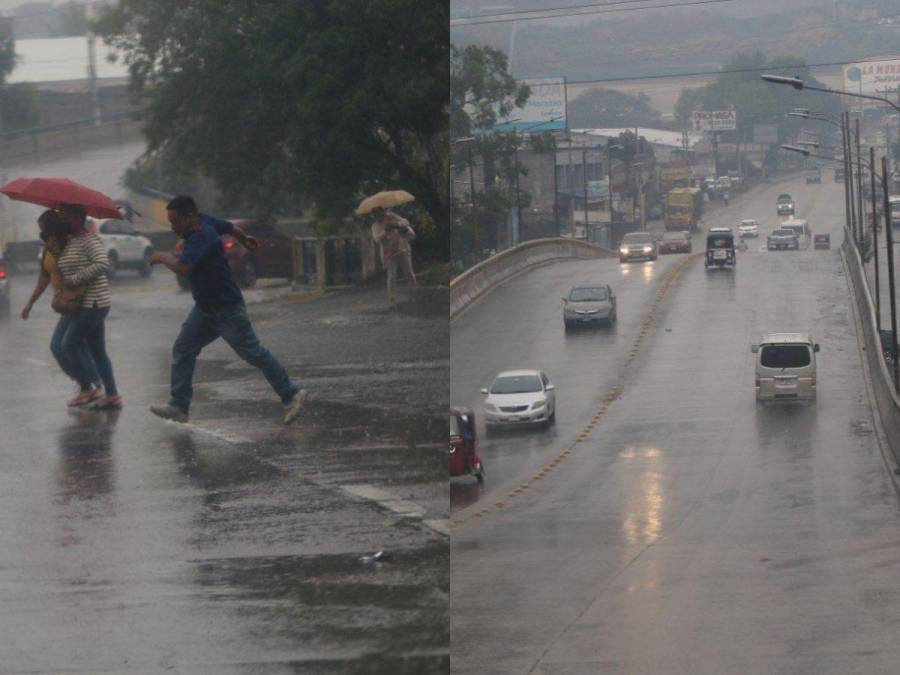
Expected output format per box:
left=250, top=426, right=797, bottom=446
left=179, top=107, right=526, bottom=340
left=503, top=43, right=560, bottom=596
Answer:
left=451, top=0, right=900, bottom=81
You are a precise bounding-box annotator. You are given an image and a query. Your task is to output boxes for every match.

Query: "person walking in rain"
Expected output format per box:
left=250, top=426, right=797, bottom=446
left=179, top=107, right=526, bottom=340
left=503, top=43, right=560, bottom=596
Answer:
left=56, top=203, right=121, bottom=410
left=20, top=210, right=102, bottom=400
left=147, top=195, right=308, bottom=424
left=370, top=205, right=416, bottom=306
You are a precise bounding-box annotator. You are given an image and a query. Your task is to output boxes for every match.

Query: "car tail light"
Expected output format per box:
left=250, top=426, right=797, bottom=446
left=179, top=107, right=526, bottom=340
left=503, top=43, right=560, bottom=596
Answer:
left=0, top=261, right=6, bottom=279
left=224, top=240, right=235, bottom=249
left=811, top=378, right=816, bottom=386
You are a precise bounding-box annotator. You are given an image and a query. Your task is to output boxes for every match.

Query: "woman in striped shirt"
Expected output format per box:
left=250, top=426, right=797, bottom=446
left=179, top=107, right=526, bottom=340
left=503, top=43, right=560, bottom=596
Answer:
left=57, top=203, right=121, bottom=409
left=20, top=210, right=101, bottom=392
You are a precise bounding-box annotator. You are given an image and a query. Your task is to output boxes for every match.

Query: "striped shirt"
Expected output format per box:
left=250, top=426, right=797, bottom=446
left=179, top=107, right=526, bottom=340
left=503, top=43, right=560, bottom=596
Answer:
left=57, top=233, right=111, bottom=308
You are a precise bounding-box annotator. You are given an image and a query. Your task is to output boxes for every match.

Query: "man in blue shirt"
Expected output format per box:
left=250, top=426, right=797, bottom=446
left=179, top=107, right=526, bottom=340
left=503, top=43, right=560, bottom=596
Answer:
left=148, top=195, right=308, bottom=424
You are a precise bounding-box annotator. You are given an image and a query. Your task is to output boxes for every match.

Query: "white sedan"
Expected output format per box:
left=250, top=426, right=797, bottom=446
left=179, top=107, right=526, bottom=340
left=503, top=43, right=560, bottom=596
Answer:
left=481, top=370, right=556, bottom=431
left=738, top=219, right=759, bottom=238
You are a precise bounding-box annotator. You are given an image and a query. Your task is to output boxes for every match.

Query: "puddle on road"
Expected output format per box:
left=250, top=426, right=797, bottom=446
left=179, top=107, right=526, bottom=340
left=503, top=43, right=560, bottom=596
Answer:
left=191, top=541, right=448, bottom=661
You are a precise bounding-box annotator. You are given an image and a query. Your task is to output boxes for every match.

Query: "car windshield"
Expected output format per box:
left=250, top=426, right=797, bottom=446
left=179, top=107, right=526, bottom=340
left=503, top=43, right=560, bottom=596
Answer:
left=740, top=221, right=756, bottom=227
left=761, top=345, right=811, bottom=369
left=662, top=232, right=685, bottom=241
left=622, top=233, right=651, bottom=244
left=778, top=194, right=792, bottom=202
left=708, top=236, right=732, bottom=247
left=450, top=414, right=460, bottom=437
left=570, top=287, right=608, bottom=301
left=772, top=229, right=794, bottom=236
left=491, top=375, right=543, bottom=394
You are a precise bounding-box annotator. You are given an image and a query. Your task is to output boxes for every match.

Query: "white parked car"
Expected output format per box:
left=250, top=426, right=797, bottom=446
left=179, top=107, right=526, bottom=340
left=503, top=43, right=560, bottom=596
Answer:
left=481, top=369, right=556, bottom=431
left=97, top=219, right=155, bottom=278
left=738, top=219, right=759, bottom=238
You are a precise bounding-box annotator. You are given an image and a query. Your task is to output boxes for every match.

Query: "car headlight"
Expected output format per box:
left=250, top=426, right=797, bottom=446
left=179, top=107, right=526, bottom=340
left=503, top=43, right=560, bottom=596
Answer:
left=642, top=246, right=652, bottom=253
left=485, top=403, right=497, bottom=412
left=531, top=400, right=547, bottom=410
left=620, top=247, right=628, bottom=254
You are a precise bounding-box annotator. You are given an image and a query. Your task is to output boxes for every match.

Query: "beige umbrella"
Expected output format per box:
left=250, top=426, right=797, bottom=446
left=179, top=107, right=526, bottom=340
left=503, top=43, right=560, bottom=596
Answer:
left=355, top=190, right=415, bottom=215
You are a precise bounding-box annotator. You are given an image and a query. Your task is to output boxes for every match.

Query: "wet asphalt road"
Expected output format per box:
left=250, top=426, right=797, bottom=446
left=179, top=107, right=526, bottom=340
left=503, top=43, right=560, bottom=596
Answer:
left=0, top=145, right=449, bottom=672
left=450, top=176, right=900, bottom=673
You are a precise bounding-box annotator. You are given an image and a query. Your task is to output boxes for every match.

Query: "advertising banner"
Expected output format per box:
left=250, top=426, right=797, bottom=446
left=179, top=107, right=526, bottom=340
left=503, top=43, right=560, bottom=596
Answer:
left=493, top=78, right=567, bottom=133
left=753, top=123, right=779, bottom=145
left=843, top=57, right=900, bottom=97
left=692, top=110, right=737, bottom=132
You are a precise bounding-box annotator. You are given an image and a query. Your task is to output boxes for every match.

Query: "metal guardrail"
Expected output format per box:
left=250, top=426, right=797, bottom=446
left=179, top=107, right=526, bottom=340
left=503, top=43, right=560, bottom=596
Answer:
left=0, top=110, right=139, bottom=141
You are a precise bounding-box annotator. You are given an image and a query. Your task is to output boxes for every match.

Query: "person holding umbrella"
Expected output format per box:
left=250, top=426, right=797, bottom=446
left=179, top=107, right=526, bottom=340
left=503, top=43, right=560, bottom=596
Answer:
left=56, top=203, right=121, bottom=409
left=20, top=210, right=101, bottom=397
left=147, top=195, right=308, bottom=425
left=357, top=191, right=417, bottom=306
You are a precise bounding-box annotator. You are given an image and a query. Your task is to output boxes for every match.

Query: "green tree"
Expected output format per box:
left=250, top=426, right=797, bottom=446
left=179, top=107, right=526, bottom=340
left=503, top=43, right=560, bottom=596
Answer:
left=450, top=44, right=532, bottom=262
left=568, top=89, right=662, bottom=129
left=674, top=52, right=842, bottom=142
left=0, top=17, right=39, bottom=132
left=95, top=0, right=449, bottom=260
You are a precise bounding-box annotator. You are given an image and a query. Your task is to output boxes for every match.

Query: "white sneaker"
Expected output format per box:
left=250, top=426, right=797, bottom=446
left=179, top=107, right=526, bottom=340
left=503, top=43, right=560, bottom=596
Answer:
left=283, top=389, right=310, bottom=425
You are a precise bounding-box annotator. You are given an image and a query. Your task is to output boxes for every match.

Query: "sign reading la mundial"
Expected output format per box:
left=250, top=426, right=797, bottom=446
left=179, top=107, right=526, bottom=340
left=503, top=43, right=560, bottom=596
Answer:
left=692, top=109, right=737, bottom=132
left=843, top=56, right=900, bottom=97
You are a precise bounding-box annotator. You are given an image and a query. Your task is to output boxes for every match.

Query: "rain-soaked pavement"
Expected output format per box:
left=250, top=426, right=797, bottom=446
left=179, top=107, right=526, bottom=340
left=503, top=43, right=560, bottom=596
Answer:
left=451, top=175, right=900, bottom=673
left=0, top=144, right=449, bottom=672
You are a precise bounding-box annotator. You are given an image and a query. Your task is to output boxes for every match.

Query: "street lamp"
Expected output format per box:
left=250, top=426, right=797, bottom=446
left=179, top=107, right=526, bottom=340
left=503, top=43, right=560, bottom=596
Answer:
left=762, top=74, right=900, bottom=113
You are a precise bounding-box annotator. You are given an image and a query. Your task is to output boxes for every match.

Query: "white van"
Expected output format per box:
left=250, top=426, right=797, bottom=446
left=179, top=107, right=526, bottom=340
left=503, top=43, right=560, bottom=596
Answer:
left=780, top=218, right=810, bottom=239
left=752, top=333, right=819, bottom=402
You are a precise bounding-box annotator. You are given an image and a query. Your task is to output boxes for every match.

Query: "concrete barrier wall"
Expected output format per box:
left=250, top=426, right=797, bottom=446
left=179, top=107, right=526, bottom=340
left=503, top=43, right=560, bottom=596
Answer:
left=0, top=118, right=143, bottom=163
left=842, top=231, right=900, bottom=469
left=450, top=238, right=616, bottom=318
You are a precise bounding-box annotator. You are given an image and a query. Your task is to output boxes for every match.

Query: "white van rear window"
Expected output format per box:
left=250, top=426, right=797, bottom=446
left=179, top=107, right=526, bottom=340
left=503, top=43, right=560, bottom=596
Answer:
left=761, top=345, right=810, bottom=369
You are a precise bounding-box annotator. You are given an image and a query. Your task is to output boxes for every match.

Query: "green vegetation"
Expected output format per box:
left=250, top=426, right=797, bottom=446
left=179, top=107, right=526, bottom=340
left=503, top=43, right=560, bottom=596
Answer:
left=96, top=0, right=449, bottom=261
left=567, top=89, right=662, bottom=130
left=674, top=52, right=843, bottom=141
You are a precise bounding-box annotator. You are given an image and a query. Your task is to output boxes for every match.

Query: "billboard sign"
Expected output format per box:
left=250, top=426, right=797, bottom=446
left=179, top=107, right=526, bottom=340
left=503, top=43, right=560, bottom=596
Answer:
left=692, top=110, right=737, bottom=132
left=753, top=123, right=779, bottom=145
left=844, top=57, right=900, bottom=97
left=493, top=78, right=567, bottom=133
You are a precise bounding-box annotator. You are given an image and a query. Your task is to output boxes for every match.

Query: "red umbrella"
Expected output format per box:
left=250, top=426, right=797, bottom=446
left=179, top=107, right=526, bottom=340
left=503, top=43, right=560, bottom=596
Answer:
left=0, top=177, right=122, bottom=219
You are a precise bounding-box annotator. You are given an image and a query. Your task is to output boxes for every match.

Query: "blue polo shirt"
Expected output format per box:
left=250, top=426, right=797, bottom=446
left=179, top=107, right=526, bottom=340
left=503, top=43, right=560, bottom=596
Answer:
left=178, top=214, right=243, bottom=307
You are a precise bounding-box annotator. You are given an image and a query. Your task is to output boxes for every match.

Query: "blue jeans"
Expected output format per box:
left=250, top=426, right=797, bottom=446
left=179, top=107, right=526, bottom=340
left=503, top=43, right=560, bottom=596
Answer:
left=50, top=314, right=100, bottom=384
left=169, top=302, right=299, bottom=412
left=59, top=305, right=118, bottom=396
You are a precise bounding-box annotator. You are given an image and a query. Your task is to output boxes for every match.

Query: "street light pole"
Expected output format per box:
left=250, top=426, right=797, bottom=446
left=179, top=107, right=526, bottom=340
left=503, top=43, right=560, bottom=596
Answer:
left=856, top=117, right=865, bottom=248
left=871, top=146, right=881, bottom=331
left=869, top=148, right=881, bottom=331
left=882, top=155, right=899, bottom=392
left=844, top=112, right=858, bottom=245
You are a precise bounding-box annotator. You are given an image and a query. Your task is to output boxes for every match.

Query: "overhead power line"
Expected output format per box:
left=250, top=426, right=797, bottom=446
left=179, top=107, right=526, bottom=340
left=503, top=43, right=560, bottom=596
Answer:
left=452, top=0, right=674, bottom=22
left=451, top=0, right=736, bottom=27
left=565, top=59, right=866, bottom=86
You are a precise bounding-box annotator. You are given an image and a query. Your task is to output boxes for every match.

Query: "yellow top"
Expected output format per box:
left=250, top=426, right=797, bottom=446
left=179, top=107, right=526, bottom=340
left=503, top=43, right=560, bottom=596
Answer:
left=42, top=248, right=63, bottom=292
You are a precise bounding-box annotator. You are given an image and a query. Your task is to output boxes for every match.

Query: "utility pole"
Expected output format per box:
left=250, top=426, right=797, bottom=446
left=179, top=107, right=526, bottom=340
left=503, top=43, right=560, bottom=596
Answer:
left=86, top=3, right=102, bottom=125
left=841, top=113, right=852, bottom=241
left=882, top=155, right=898, bottom=392
left=553, top=134, right=560, bottom=237
left=871, top=146, right=881, bottom=331
left=582, top=146, right=589, bottom=238
left=468, top=145, right=478, bottom=253
left=856, top=117, right=864, bottom=248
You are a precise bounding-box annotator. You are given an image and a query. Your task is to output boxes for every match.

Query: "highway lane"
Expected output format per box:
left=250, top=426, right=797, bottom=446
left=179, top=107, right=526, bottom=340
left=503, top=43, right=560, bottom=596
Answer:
left=450, top=175, right=900, bottom=674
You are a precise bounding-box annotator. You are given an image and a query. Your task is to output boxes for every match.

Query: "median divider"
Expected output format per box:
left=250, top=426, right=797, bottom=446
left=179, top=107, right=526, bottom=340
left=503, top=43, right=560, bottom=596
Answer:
left=450, top=238, right=616, bottom=319
left=842, top=230, right=900, bottom=472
